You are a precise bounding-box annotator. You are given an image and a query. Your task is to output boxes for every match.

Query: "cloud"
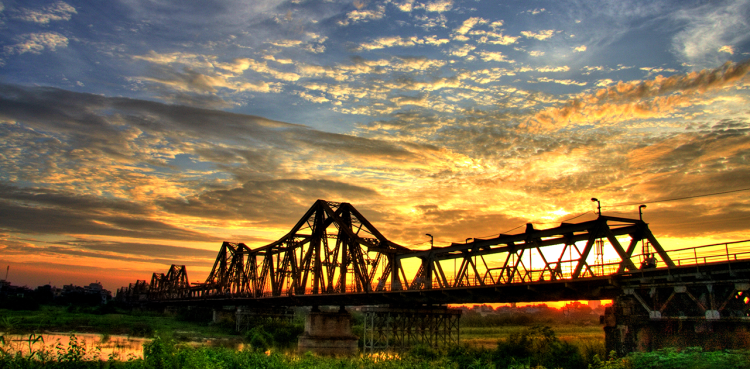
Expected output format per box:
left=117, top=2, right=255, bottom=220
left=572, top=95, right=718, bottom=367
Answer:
left=4, top=33, right=68, bottom=55
left=672, top=0, right=750, bottom=68
left=0, top=83, right=458, bottom=196
left=529, top=59, right=750, bottom=130
left=486, top=32, right=519, bottom=45
left=719, top=45, right=735, bottom=55
left=521, top=30, right=556, bottom=41
left=447, top=44, right=476, bottom=58
left=535, top=77, right=587, bottom=86
left=455, top=17, right=487, bottom=35
left=355, top=35, right=422, bottom=51
left=477, top=51, right=512, bottom=63
left=525, top=8, right=546, bottom=15
left=424, top=35, right=450, bottom=46
left=573, top=45, right=587, bottom=52
left=640, top=66, right=678, bottom=77
left=159, top=178, right=381, bottom=225
left=16, top=1, right=76, bottom=24
left=1, top=84, right=499, bottom=252
left=131, top=52, right=292, bottom=104
left=0, top=183, right=217, bottom=241
left=391, top=0, right=416, bottom=12
left=417, top=0, right=453, bottom=13
left=339, top=4, right=386, bottom=26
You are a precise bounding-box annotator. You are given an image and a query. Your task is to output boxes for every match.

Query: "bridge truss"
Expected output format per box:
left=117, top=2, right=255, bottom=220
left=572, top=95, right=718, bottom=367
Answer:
left=119, top=199, right=687, bottom=305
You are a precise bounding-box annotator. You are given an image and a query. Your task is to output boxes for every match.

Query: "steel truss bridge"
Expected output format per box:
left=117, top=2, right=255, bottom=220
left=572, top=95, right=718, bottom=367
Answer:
left=118, top=199, right=750, bottom=353
left=119, top=199, right=750, bottom=306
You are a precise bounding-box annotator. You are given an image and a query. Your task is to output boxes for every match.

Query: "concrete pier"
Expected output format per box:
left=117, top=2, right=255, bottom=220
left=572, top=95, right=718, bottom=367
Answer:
left=297, top=309, right=358, bottom=356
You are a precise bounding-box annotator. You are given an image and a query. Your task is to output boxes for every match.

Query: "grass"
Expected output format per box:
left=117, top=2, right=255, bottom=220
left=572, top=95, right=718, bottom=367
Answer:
left=460, top=323, right=604, bottom=349
left=0, top=305, right=237, bottom=339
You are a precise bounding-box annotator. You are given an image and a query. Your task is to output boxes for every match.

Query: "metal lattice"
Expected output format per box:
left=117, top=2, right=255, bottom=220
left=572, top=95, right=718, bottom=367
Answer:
left=362, top=307, right=461, bottom=353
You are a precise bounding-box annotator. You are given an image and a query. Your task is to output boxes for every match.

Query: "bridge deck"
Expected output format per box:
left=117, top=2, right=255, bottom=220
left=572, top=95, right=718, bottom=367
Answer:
left=117, top=200, right=750, bottom=307
left=149, top=259, right=750, bottom=307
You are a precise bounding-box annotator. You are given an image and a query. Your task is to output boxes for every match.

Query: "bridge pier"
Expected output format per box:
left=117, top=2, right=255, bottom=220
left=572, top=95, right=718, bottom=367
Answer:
left=603, top=281, right=750, bottom=356
left=297, top=307, right=358, bottom=356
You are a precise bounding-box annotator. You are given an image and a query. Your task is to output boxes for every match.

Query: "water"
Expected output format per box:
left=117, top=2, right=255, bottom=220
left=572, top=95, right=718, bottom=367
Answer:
left=0, top=332, right=150, bottom=360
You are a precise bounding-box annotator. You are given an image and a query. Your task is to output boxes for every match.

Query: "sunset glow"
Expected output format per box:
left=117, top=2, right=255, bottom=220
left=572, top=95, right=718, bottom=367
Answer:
left=1, top=0, right=750, bottom=295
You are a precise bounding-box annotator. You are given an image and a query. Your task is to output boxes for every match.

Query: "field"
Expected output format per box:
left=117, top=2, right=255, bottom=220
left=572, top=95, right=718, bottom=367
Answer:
left=461, top=324, right=604, bottom=348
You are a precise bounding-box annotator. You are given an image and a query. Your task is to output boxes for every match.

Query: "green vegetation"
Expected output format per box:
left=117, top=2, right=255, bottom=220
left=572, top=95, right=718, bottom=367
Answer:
left=2, top=304, right=750, bottom=368
left=3, top=331, right=750, bottom=369
left=589, top=347, right=750, bottom=369
left=0, top=305, right=235, bottom=339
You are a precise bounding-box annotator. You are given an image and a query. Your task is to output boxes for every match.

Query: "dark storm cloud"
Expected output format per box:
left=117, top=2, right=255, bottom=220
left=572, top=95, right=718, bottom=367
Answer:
left=0, top=239, right=218, bottom=266
left=159, top=178, right=381, bottom=225
left=0, top=182, right=147, bottom=215
left=0, top=83, right=422, bottom=164
left=0, top=183, right=218, bottom=241
left=62, top=239, right=218, bottom=262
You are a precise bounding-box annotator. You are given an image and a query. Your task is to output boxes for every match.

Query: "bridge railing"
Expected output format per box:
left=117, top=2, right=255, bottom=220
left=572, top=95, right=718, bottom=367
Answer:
left=663, top=239, right=750, bottom=267
left=185, top=241, right=750, bottom=300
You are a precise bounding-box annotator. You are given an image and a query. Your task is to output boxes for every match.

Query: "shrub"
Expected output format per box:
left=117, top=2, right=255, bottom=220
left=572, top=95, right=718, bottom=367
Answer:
left=492, top=325, right=584, bottom=369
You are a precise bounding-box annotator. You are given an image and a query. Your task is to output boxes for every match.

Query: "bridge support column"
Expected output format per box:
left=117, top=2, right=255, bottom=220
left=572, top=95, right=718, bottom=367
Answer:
left=298, top=308, right=358, bottom=356
left=212, top=307, right=235, bottom=324
left=603, top=283, right=750, bottom=357
left=362, top=306, right=461, bottom=353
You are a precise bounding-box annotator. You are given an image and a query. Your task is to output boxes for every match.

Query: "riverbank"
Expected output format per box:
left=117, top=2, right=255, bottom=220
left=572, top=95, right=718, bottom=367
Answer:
left=0, top=305, right=238, bottom=339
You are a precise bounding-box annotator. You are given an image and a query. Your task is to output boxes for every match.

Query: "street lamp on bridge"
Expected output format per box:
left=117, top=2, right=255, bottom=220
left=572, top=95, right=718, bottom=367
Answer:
left=591, top=198, right=601, bottom=216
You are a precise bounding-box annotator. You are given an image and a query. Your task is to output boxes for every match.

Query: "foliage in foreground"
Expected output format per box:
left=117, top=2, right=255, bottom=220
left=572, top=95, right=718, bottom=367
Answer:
left=3, top=330, right=750, bottom=369
left=589, top=347, right=750, bottom=369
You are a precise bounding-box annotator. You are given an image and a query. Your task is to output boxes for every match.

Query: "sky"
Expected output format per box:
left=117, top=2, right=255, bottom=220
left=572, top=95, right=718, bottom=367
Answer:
left=1, top=0, right=750, bottom=292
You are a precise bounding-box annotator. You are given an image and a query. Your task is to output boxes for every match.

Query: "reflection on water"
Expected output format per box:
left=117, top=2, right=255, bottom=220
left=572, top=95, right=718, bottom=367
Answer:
left=0, top=332, right=150, bottom=361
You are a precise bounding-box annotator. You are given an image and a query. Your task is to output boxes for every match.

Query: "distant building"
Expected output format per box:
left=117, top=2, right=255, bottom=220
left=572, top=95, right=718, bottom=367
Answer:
left=59, top=281, right=112, bottom=305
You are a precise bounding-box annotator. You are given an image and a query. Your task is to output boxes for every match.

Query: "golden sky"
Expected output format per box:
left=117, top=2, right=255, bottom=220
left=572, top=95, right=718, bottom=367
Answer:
left=1, top=0, right=750, bottom=294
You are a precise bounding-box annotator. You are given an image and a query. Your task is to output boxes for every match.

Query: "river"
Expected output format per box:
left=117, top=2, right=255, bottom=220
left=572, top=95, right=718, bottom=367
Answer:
left=0, top=332, right=150, bottom=360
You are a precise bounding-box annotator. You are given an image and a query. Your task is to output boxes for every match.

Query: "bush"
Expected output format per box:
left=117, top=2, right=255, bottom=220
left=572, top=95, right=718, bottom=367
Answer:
left=447, top=344, right=493, bottom=369
left=245, top=325, right=273, bottom=351
left=407, top=344, right=440, bottom=361
left=492, top=325, right=584, bottom=369
left=242, top=320, right=304, bottom=349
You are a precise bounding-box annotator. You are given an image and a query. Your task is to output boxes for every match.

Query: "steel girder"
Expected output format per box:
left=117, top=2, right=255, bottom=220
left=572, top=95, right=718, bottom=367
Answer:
left=403, top=216, right=674, bottom=291
left=187, top=200, right=410, bottom=299
left=133, top=200, right=684, bottom=304
left=148, top=265, right=190, bottom=300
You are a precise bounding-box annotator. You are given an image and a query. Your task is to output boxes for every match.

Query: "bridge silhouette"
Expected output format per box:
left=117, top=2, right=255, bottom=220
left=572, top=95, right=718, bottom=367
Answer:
left=118, top=200, right=750, bottom=354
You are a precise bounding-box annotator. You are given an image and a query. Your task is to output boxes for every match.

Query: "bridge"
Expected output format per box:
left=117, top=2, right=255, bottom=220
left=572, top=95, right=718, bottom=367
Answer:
left=118, top=200, right=750, bottom=355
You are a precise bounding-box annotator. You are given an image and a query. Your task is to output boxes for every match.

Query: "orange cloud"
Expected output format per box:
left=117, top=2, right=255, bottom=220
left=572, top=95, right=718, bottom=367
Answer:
left=529, top=59, right=750, bottom=130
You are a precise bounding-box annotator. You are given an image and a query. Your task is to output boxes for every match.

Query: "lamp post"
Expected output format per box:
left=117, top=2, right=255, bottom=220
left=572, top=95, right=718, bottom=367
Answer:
left=639, top=204, right=647, bottom=221
left=591, top=198, right=601, bottom=216
left=426, top=234, right=433, bottom=248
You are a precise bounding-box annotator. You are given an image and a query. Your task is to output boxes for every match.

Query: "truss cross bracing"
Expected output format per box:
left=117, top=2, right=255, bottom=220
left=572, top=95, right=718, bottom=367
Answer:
left=116, top=199, right=750, bottom=307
